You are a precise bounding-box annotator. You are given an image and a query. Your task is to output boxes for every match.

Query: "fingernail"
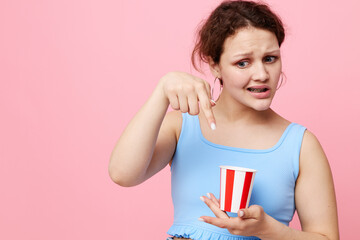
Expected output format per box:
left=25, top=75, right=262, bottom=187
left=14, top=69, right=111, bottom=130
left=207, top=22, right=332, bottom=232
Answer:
left=239, top=210, right=244, bottom=217
left=200, top=196, right=205, bottom=202
left=211, top=122, right=216, bottom=130
left=207, top=193, right=211, bottom=198
left=198, top=217, right=205, bottom=222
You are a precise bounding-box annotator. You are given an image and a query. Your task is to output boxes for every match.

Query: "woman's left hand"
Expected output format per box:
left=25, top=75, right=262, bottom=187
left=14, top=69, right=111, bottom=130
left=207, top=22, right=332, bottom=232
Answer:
left=199, top=193, right=272, bottom=237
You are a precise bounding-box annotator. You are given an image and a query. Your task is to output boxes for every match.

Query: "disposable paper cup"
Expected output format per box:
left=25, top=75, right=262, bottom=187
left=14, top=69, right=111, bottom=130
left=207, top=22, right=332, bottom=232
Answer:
left=219, top=166, right=257, bottom=213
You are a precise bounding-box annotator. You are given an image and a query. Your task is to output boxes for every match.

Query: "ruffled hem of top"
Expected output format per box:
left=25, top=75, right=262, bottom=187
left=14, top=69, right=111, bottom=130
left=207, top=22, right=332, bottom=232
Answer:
left=167, top=224, right=260, bottom=240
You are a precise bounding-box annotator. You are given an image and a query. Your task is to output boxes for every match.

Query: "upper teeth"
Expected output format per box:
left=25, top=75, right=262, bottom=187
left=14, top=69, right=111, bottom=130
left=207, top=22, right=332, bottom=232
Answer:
left=249, top=88, right=267, bottom=93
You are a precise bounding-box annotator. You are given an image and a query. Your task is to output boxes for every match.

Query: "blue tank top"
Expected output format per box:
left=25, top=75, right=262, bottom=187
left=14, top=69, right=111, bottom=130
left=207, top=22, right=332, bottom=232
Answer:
left=167, top=113, right=306, bottom=240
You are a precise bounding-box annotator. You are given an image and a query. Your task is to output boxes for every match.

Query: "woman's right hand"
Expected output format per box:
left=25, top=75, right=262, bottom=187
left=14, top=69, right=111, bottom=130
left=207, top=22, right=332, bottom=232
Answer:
left=110, top=71, right=216, bottom=186
left=159, top=71, right=216, bottom=130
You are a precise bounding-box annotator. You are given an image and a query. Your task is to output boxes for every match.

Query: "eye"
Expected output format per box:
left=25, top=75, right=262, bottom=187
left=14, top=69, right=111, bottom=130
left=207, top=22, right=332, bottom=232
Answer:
left=264, top=56, right=278, bottom=63
left=237, top=60, right=250, bottom=68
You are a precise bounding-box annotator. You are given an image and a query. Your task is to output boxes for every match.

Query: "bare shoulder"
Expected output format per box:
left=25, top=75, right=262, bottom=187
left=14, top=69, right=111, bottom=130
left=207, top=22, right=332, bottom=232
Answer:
left=298, top=129, right=337, bottom=189
left=298, top=129, right=331, bottom=176
left=300, top=130, right=326, bottom=163
left=302, top=130, right=321, bottom=149
left=296, top=130, right=339, bottom=238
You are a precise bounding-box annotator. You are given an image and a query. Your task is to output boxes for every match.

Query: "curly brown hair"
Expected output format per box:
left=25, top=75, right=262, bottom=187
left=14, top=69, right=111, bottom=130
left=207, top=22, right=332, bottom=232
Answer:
left=192, top=0, right=285, bottom=73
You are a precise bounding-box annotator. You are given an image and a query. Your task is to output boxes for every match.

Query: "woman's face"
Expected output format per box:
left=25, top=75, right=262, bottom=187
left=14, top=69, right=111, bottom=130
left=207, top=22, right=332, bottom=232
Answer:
left=212, top=27, right=282, bottom=111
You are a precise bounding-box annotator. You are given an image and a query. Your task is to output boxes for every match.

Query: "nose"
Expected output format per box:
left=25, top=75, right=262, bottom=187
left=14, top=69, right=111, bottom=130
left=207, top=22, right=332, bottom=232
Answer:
left=252, top=62, right=269, bottom=82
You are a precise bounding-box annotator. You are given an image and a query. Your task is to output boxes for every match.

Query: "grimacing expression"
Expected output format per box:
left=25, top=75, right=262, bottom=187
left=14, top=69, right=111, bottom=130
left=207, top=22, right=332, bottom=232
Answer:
left=212, top=27, right=282, bottom=111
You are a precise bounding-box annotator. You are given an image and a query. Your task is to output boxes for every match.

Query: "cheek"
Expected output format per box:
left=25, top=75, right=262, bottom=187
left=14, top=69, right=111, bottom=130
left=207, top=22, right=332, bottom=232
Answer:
left=273, top=71, right=282, bottom=85
left=274, top=61, right=282, bottom=79
left=222, top=71, right=250, bottom=88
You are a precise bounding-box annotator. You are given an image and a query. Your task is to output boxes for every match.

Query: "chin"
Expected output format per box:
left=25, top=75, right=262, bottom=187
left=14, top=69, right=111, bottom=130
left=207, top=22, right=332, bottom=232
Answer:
left=253, top=106, right=270, bottom=111
left=251, top=101, right=273, bottom=111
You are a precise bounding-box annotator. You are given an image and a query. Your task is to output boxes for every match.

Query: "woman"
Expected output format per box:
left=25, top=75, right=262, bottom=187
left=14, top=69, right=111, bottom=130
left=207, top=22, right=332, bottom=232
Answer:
left=109, top=1, right=339, bottom=239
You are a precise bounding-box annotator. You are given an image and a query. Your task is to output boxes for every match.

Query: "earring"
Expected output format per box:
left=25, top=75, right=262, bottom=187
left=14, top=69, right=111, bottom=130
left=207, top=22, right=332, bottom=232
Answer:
left=211, top=77, right=223, bottom=102
left=276, top=72, right=286, bottom=90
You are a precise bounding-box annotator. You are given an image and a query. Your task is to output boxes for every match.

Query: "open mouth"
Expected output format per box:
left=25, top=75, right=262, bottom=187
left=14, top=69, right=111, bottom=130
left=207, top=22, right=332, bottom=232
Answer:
left=247, top=87, right=269, bottom=93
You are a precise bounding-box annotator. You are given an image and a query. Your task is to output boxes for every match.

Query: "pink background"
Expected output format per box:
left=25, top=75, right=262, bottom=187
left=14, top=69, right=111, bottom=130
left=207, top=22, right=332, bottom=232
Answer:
left=0, top=0, right=358, bottom=239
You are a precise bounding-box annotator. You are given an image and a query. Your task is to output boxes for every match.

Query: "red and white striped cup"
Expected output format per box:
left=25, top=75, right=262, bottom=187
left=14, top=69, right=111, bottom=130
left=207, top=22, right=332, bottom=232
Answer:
left=219, top=166, right=257, bottom=213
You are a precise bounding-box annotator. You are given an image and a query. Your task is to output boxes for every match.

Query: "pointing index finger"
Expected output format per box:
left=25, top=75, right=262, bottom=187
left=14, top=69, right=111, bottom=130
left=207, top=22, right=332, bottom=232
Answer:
left=198, top=90, right=216, bottom=130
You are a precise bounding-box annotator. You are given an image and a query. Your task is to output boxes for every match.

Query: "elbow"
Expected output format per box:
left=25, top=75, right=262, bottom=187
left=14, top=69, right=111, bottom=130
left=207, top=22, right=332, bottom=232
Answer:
left=108, top=164, right=141, bottom=187
left=108, top=167, right=130, bottom=187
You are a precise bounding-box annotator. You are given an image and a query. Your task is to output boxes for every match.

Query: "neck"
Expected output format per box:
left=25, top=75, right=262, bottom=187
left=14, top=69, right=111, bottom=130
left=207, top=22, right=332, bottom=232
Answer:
left=213, top=91, right=275, bottom=124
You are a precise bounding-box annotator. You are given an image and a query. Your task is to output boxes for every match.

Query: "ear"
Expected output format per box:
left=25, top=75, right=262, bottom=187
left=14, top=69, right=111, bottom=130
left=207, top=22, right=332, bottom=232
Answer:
left=208, top=57, right=221, bottom=79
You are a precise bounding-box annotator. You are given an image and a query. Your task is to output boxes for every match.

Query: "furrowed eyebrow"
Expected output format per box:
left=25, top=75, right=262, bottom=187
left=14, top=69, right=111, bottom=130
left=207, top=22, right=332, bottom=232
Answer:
left=232, top=52, right=253, bottom=58
left=232, top=49, right=280, bottom=58
left=265, top=50, right=280, bottom=55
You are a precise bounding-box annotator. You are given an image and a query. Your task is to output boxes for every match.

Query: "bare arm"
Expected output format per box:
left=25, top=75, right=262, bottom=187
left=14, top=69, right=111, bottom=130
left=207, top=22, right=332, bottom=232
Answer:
left=108, top=72, right=215, bottom=187
left=285, top=130, right=339, bottom=239
left=108, top=83, right=172, bottom=187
